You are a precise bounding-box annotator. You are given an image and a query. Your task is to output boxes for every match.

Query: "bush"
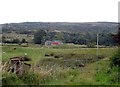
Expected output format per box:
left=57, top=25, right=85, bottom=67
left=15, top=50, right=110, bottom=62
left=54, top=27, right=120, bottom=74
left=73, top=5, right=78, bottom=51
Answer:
left=2, top=73, right=24, bottom=85
left=21, top=71, right=40, bottom=85
left=87, top=42, right=96, bottom=48
left=110, top=50, right=120, bottom=84
left=110, top=51, right=120, bottom=67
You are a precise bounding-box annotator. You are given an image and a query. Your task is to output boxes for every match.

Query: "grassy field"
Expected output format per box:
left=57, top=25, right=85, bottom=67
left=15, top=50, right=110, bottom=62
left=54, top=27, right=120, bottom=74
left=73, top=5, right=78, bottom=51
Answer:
left=3, top=33, right=33, bottom=43
left=1, top=44, right=119, bottom=85
left=2, top=45, right=117, bottom=62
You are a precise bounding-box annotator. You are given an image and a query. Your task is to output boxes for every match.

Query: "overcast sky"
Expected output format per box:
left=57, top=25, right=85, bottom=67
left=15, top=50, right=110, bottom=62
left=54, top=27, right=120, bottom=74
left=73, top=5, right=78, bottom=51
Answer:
left=0, top=0, right=119, bottom=24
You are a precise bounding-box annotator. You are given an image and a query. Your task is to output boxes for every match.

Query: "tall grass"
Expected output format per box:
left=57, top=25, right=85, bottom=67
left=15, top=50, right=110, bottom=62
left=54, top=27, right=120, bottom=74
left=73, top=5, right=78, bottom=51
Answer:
left=1, top=45, right=118, bottom=85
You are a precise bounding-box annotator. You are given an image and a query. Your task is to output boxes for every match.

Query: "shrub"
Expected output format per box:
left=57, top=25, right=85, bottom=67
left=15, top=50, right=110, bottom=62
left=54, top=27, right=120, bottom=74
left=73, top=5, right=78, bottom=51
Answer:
left=21, top=71, right=40, bottom=85
left=2, top=73, right=24, bottom=85
left=110, top=49, right=120, bottom=84
left=87, top=42, right=96, bottom=48
left=110, top=51, right=120, bottom=67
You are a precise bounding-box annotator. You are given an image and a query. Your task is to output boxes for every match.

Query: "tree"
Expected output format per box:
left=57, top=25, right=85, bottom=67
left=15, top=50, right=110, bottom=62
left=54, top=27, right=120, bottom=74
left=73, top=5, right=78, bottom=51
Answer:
left=34, top=30, right=46, bottom=44
left=113, top=25, right=120, bottom=46
left=12, top=39, right=20, bottom=43
left=110, top=24, right=120, bottom=67
left=2, top=36, right=5, bottom=43
left=22, top=38, right=26, bottom=43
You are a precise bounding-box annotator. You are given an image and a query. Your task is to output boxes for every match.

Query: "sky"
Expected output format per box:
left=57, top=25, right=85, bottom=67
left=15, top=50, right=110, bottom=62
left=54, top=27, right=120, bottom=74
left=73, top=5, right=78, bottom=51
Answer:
left=0, top=0, right=119, bottom=24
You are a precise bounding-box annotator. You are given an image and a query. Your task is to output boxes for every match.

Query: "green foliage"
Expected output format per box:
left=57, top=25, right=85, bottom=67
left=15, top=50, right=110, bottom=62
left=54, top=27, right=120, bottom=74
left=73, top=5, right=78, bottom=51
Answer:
left=34, top=30, right=46, bottom=44
left=21, top=38, right=26, bottom=43
left=21, top=71, right=40, bottom=85
left=3, top=22, right=118, bottom=46
left=2, top=22, right=118, bottom=33
left=2, top=45, right=118, bottom=85
left=99, top=33, right=116, bottom=46
left=94, top=58, right=119, bottom=85
left=12, top=39, right=20, bottom=43
left=95, top=66, right=120, bottom=85
left=87, top=42, right=96, bottom=48
left=3, top=38, right=20, bottom=44
left=110, top=51, right=120, bottom=67
left=2, top=73, right=24, bottom=85
left=109, top=49, right=120, bottom=84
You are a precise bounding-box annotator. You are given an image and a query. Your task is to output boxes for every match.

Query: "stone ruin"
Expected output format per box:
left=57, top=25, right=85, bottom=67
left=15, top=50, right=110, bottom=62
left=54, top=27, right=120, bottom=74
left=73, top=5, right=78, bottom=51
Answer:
left=3, top=56, right=31, bottom=76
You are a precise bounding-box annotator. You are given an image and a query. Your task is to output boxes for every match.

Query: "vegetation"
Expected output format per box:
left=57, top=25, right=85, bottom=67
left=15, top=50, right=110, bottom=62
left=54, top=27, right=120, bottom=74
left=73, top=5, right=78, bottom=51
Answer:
left=110, top=51, right=120, bottom=67
left=34, top=30, right=46, bottom=44
left=2, top=22, right=118, bottom=46
left=1, top=45, right=119, bottom=85
left=1, top=22, right=119, bottom=85
left=2, top=22, right=118, bottom=33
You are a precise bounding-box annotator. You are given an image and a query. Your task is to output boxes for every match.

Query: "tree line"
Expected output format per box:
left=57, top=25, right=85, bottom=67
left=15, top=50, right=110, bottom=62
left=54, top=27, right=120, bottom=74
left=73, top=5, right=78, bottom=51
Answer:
left=34, top=29, right=116, bottom=46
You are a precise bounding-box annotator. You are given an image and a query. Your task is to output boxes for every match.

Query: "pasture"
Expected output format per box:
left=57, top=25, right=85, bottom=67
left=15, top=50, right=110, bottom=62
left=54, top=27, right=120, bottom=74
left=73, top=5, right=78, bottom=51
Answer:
left=1, top=45, right=119, bottom=85
left=2, top=45, right=117, bottom=62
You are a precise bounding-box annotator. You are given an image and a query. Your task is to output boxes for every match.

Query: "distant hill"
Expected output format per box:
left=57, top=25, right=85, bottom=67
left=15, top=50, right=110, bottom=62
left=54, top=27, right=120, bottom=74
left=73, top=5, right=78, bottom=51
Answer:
left=2, top=22, right=118, bottom=33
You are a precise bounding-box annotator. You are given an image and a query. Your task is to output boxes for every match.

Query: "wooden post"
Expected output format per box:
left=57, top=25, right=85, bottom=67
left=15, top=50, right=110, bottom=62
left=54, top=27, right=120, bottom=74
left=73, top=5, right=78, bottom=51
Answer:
left=97, top=33, right=99, bottom=57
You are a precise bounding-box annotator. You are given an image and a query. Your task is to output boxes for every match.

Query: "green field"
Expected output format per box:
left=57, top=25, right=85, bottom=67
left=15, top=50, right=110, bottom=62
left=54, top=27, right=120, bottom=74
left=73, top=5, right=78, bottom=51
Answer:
left=2, top=45, right=117, bottom=62
left=1, top=45, right=119, bottom=85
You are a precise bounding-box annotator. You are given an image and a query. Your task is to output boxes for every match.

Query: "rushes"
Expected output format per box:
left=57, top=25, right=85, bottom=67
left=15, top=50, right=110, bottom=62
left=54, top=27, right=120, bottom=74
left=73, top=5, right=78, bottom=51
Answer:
left=2, top=46, right=117, bottom=85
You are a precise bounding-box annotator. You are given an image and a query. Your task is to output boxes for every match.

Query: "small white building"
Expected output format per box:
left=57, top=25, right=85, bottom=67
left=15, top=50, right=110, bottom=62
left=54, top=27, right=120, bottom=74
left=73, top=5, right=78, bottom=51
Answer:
left=45, top=41, right=52, bottom=46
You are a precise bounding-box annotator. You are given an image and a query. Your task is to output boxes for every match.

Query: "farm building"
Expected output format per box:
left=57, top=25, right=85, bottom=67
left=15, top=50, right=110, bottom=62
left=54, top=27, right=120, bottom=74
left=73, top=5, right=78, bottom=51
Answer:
left=45, top=41, right=52, bottom=46
left=45, top=40, right=63, bottom=46
left=51, top=41, right=62, bottom=45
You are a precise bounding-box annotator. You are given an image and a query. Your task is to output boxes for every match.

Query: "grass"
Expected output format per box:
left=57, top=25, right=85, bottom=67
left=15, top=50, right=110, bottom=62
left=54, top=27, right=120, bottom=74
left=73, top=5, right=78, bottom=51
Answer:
left=3, top=33, right=33, bottom=42
left=2, top=45, right=117, bottom=62
left=1, top=44, right=119, bottom=85
left=95, top=59, right=120, bottom=85
left=2, top=46, right=45, bottom=63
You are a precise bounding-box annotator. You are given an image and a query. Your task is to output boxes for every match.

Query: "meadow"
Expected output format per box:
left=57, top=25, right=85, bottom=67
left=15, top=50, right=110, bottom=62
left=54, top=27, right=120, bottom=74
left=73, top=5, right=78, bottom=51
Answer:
left=1, top=44, right=119, bottom=85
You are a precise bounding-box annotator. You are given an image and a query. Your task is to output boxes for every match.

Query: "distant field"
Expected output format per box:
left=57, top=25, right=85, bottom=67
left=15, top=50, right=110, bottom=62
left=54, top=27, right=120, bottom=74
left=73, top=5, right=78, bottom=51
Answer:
left=3, top=33, right=34, bottom=42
